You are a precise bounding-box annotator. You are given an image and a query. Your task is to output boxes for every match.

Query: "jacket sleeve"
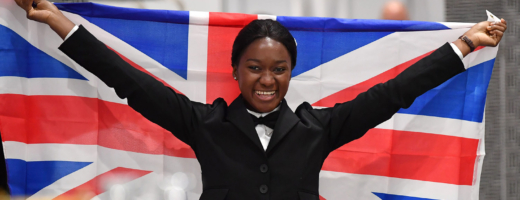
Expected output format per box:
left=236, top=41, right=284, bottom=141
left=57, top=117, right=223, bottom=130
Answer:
left=311, top=43, right=466, bottom=152
left=59, top=25, right=208, bottom=147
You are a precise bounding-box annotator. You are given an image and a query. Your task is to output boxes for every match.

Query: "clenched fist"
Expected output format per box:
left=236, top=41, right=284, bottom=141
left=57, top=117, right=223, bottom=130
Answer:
left=14, top=0, right=75, bottom=39
left=453, top=18, right=507, bottom=57
left=466, top=19, right=507, bottom=47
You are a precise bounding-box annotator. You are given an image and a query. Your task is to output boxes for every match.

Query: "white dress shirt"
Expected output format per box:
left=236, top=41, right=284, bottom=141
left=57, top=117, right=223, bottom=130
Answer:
left=63, top=25, right=466, bottom=151
left=247, top=106, right=280, bottom=150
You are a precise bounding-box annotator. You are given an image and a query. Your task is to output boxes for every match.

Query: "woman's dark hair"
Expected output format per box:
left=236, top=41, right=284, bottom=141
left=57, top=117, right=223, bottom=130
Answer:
left=231, top=19, right=297, bottom=69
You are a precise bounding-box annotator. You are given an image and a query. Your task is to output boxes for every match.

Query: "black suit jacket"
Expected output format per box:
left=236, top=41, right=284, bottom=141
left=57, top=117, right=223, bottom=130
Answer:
left=59, top=25, right=465, bottom=200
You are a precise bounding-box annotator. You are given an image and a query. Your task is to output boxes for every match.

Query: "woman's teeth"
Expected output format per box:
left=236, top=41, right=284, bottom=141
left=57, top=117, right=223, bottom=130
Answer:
left=256, top=91, right=275, bottom=95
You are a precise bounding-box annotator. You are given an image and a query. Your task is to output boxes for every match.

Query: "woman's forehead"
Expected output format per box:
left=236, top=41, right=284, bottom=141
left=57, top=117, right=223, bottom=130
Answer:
left=241, top=38, right=291, bottom=61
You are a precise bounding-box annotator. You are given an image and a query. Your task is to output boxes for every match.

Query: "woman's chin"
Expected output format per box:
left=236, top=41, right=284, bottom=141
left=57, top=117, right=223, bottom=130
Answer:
left=252, top=102, right=280, bottom=113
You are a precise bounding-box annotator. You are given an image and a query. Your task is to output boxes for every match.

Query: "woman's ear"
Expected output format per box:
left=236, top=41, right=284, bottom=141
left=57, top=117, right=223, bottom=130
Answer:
left=232, top=65, right=238, bottom=81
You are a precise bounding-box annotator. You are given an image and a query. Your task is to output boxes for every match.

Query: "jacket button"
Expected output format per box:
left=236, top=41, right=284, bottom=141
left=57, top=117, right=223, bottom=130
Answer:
left=259, top=184, right=268, bottom=194
left=260, top=164, right=268, bottom=173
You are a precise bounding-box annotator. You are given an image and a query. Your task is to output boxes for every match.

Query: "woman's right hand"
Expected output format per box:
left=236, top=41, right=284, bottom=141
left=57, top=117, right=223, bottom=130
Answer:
left=14, top=0, right=76, bottom=39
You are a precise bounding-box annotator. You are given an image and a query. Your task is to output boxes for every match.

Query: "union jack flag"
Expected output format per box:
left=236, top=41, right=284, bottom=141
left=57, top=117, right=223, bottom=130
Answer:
left=0, top=1, right=496, bottom=200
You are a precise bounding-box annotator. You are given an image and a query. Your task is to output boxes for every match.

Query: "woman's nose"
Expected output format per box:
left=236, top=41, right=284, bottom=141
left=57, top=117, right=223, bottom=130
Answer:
left=259, top=72, right=275, bottom=87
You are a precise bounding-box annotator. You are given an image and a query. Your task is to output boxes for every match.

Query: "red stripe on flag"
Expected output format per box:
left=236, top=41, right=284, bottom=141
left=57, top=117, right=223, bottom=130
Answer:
left=106, top=45, right=183, bottom=94
left=0, top=94, right=196, bottom=159
left=0, top=94, right=479, bottom=184
left=54, top=167, right=151, bottom=200
left=322, top=128, right=479, bottom=185
left=206, top=12, right=258, bottom=104
left=208, top=12, right=259, bottom=27
left=0, top=95, right=480, bottom=185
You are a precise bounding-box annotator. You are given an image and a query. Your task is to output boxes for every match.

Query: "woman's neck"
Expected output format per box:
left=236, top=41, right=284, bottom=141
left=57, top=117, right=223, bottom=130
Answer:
left=242, top=98, right=281, bottom=114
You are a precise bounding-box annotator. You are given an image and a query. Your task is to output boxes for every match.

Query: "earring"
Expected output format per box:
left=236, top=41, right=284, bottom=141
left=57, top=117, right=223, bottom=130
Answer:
left=233, top=76, right=237, bottom=80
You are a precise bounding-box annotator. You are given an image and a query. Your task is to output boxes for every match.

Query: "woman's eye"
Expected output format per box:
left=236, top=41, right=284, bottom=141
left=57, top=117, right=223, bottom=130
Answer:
left=248, top=66, right=260, bottom=70
left=274, top=67, right=286, bottom=72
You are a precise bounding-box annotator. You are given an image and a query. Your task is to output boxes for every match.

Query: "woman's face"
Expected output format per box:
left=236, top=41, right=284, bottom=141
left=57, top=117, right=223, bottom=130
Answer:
left=233, top=37, right=292, bottom=113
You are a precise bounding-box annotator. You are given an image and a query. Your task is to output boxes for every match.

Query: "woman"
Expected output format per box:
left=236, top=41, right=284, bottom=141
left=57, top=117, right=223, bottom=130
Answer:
left=15, top=0, right=507, bottom=199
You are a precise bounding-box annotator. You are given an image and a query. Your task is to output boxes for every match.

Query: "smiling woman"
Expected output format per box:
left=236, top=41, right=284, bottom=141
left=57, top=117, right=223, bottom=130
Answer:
left=231, top=20, right=296, bottom=112
left=13, top=0, right=508, bottom=199
left=234, top=36, right=292, bottom=112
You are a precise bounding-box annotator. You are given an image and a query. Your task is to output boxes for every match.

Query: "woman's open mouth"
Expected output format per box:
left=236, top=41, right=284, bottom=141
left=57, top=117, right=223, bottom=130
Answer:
left=255, top=90, right=276, bottom=101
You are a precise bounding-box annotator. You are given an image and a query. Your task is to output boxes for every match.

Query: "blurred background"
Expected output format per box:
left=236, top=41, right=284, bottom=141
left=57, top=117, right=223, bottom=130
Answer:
left=45, top=0, right=520, bottom=199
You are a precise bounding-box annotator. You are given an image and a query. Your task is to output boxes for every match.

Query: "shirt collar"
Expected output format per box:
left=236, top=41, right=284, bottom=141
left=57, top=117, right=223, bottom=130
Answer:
left=247, top=105, right=280, bottom=118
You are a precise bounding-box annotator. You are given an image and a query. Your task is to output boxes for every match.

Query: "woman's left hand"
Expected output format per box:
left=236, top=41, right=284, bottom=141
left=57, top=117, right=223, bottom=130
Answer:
left=453, top=18, right=507, bottom=57
left=465, top=18, right=507, bottom=47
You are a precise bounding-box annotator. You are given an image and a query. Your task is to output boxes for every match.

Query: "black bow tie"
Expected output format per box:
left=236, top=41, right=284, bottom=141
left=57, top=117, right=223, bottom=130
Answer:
left=250, top=110, right=280, bottom=129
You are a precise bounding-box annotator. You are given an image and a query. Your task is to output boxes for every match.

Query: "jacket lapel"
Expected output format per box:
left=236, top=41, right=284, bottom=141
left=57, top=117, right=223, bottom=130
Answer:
left=226, top=95, right=264, bottom=152
left=266, top=99, right=300, bottom=154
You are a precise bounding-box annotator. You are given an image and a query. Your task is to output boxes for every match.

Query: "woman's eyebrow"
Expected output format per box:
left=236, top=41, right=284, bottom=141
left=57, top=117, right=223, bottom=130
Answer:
left=246, top=58, right=261, bottom=63
left=246, top=59, right=288, bottom=65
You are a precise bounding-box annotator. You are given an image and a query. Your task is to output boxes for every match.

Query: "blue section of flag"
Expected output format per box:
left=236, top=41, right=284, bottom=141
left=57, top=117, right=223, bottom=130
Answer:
left=6, top=159, right=92, bottom=196
left=88, top=17, right=190, bottom=79
left=373, top=192, right=437, bottom=200
left=0, top=25, right=87, bottom=80
left=290, top=31, right=322, bottom=77
left=399, top=59, right=495, bottom=123
left=56, top=3, right=191, bottom=79
left=289, top=30, right=392, bottom=77
left=277, top=16, right=450, bottom=32
left=56, top=3, right=190, bottom=24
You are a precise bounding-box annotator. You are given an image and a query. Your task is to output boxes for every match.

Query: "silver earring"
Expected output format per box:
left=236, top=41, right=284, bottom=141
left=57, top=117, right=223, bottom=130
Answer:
left=234, top=76, right=237, bottom=80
